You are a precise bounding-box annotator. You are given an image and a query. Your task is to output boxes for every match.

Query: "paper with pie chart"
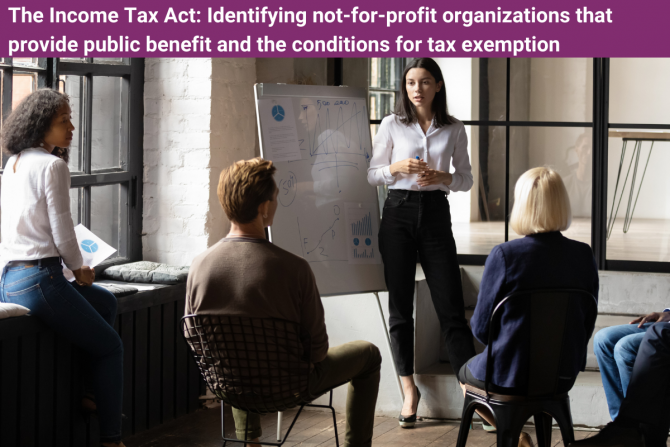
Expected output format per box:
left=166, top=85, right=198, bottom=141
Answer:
left=62, top=224, right=117, bottom=281
left=258, top=98, right=301, bottom=162
left=344, top=203, right=381, bottom=265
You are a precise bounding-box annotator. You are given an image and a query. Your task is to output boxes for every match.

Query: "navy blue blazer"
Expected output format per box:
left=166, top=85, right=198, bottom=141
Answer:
left=467, top=231, right=599, bottom=389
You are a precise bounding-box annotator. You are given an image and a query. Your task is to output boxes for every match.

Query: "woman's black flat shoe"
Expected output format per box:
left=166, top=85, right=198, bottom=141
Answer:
left=398, top=387, right=421, bottom=428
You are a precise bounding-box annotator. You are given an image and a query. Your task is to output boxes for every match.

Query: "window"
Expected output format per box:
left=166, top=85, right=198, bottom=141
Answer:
left=369, top=58, right=405, bottom=213
left=0, top=58, right=144, bottom=266
left=606, top=59, right=670, bottom=266
left=370, top=57, right=670, bottom=273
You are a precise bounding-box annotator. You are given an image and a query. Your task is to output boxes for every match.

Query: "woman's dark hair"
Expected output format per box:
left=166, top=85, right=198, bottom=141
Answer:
left=1, top=89, right=70, bottom=162
left=394, top=58, right=457, bottom=128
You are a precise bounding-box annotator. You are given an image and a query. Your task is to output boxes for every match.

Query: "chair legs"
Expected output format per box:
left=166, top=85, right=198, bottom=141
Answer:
left=219, top=391, right=340, bottom=447
left=534, top=413, right=553, bottom=447
left=455, top=395, right=479, bottom=447
left=456, top=393, right=576, bottom=447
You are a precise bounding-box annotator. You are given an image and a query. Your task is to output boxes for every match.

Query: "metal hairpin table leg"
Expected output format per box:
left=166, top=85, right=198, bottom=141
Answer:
left=607, top=132, right=663, bottom=240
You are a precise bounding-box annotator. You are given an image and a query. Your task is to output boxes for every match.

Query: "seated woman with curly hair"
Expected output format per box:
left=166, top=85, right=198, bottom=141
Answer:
left=0, top=89, right=125, bottom=447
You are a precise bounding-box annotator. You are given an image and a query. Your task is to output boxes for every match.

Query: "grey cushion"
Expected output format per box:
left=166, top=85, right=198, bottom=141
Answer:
left=95, top=283, right=139, bottom=298
left=101, top=261, right=189, bottom=285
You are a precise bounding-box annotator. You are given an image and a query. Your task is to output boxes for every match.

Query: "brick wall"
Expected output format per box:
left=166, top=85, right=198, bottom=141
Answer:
left=143, top=58, right=257, bottom=265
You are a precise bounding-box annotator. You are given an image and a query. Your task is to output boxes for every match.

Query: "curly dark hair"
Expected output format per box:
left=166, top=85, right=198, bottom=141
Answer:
left=1, top=89, right=70, bottom=162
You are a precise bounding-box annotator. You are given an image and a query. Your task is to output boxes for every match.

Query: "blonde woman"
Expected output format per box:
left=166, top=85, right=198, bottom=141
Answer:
left=458, top=167, right=599, bottom=447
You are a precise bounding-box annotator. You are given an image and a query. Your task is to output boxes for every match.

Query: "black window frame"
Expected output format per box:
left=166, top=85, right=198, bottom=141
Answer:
left=367, top=57, right=669, bottom=274
left=0, top=58, right=144, bottom=268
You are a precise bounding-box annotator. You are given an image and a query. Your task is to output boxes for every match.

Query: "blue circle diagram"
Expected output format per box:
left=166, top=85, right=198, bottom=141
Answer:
left=365, top=238, right=372, bottom=246
left=81, top=239, right=99, bottom=253
left=272, top=105, right=285, bottom=122
left=353, top=238, right=360, bottom=246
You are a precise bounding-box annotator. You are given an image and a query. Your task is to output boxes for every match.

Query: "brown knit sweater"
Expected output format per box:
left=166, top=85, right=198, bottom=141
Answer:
left=185, top=237, right=329, bottom=363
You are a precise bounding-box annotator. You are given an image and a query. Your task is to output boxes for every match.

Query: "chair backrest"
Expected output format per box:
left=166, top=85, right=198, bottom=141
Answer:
left=485, top=289, right=598, bottom=397
left=181, top=314, right=312, bottom=414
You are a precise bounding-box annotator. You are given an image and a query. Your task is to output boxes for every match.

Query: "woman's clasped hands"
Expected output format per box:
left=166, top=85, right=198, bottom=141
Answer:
left=389, top=157, right=453, bottom=186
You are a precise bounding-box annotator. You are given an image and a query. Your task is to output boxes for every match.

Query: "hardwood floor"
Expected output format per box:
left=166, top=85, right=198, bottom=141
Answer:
left=453, top=217, right=670, bottom=262
left=125, top=405, right=599, bottom=446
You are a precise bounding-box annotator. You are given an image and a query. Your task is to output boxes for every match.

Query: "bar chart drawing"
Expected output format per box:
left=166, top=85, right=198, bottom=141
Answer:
left=351, top=211, right=373, bottom=236
left=354, top=248, right=375, bottom=259
left=345, top=203, right=380, bottom=265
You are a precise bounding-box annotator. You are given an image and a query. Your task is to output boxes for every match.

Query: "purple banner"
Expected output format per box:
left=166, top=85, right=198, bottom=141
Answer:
left=1, top=0, right=667, bottom=57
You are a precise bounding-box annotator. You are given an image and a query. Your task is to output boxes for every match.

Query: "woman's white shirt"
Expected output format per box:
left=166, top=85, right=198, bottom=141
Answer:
left=0, top=148, right=83, bottom=273
left=367, top=114, right=473, bottom=193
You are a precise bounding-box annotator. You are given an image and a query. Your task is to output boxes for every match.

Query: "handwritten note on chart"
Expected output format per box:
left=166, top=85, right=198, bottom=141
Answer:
left=258, top=98, right=302, bottom=162
left=344, top=202, right=381, bottom=265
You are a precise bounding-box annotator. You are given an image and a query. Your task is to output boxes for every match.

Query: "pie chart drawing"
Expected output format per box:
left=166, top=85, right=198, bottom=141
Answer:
left=81, top=239, right=99, bottom=253
left=272, top=105, right=285, bottom=122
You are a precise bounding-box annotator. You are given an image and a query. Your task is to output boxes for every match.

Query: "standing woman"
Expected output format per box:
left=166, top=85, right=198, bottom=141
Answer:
left=368, top=58, right=476, bottom=427
left=0, top=90, right=125, bottom=447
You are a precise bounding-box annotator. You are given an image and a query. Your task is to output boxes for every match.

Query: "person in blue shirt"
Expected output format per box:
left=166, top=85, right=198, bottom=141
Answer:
left=457, top=167, right=599, bottom=447
left=570, top=312, right=670, bottom=447
left=572, top=318, right=670, bottom=447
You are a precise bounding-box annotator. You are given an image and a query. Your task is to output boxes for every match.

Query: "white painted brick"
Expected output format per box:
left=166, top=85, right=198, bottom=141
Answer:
left=173, top=203, right=209, bottom=219
left=142, top=217, right=160, bottom=235
left=162, top=217, right=185, bottom=234
left=153, top=59, right=189, bottom=80
left=171, top=131, right=210, bottom=149
left=170, top=168, right=209, bottom=186
left=185, top=59, right=212, bottom=79
left=172, top=236, right=207, bottom=253
left=186, top=79, right=212, bottom=98
left=158, top=150, right=183, bottom=168
left=183, top=115, right=211, bottom=131
left=166, top=114, right=186, bottom=133
left=172, top=99, right=208, bottom=115
left=160, top=80, right=188, bottom=98
left=145, top=234, right=172, bottom=252
left=184, top=218, right=207, bottom=236
left=183, top=149, right=211, bottom=168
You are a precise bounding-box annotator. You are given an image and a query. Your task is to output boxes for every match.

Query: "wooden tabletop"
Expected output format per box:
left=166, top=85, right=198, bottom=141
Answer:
left=608, top=130, right=670, bottom=140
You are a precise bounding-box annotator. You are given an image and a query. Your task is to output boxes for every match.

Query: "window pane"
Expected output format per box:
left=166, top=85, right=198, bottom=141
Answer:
left=93, top=58, right=126, bottom=65
left=12, top=72, right=37, bottom=109
left=91, top=184, right=125, bottom=256
left=610, top=59, right=670, bottom=125
left=369, top=91, right=395, bottom=120
left=607, top=130, right=670, bottom=262
left=60, top=57, right=86, bottom=62
left=92, top=77, right=128, bottom=170
left=70, top=188, right=82, bottom=225
left=508, top=127, right=592, bottom=247
left=510, top=58, right=592, bottom=122
left=59, top=75, right=85, bottom=172
left=13, top=57, right=39, bottom=67
left=435, top=58, right=506, bottom=121
left=369, top=58, right=401, bottom=90
left=452, top=126, right=506, bottom=255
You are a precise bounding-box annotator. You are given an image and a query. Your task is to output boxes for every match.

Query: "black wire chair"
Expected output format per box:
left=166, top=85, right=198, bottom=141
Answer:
left=455, top=289, right=598, bottom=447
left=181, top=314, right=339, bottom=446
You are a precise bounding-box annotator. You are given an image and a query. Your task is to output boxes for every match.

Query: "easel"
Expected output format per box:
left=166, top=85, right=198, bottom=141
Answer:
left=275, top=292, right=404, bottom=441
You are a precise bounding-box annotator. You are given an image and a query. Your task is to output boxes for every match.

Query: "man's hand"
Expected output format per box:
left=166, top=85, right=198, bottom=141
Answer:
left=630, top=311, right=670, bottom=328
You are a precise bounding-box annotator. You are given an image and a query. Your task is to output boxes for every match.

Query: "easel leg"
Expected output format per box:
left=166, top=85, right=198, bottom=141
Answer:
left=374, top=292, right=405, bottom=404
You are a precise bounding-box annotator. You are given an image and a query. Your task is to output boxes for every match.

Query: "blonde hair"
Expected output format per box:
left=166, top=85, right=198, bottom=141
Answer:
left=509, top=167, right=572, bottom=236
left=218, top=157, right=276, bottom=224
